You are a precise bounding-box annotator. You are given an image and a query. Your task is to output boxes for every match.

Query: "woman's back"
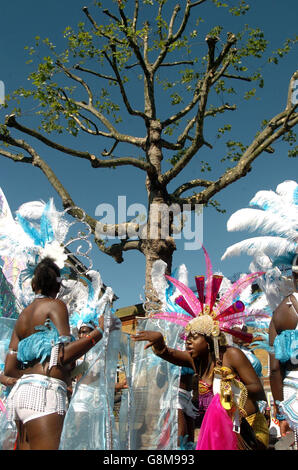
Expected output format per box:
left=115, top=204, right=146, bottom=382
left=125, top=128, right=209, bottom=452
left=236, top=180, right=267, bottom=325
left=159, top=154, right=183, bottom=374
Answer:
left=16, top=298, right=68, bottom=340
left=10, top=296, right=72, bottom=384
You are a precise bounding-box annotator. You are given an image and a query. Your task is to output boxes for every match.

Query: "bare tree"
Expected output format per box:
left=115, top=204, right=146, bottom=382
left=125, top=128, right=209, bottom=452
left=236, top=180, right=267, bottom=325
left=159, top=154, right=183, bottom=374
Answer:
left=0, top=0, right=297, bottom=308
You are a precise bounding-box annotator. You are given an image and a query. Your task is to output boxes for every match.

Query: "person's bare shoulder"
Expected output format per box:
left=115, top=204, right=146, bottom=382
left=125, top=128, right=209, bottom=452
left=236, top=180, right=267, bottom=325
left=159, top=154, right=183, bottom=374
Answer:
left=48, top=298, right=68, bottom=316
left=274, top=297, right=289, bottom=318
left=14, top=305, right=33, bottom=335
left=273, top=296, right=296, bottom=332
left=224, top=345, right=245, bottom=363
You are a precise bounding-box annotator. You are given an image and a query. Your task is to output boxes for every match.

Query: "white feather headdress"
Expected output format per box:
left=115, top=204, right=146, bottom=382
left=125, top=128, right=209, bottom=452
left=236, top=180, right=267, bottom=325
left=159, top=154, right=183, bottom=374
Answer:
left=68, top=270, right=114, bottom=332
left=0, top=187, right=91, bottom=309
left=222, top=180, right=298, bottom=309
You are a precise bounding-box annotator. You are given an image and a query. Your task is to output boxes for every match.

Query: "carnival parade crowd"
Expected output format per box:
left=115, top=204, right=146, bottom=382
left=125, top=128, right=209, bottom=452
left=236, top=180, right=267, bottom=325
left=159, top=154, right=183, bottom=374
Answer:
left=0, top=179, right=297, bottom=451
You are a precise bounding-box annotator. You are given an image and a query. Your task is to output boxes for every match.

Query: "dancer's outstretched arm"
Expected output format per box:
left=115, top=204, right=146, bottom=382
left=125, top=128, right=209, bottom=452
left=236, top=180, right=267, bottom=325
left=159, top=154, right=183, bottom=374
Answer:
left=132, top=330, right=194, bottom=369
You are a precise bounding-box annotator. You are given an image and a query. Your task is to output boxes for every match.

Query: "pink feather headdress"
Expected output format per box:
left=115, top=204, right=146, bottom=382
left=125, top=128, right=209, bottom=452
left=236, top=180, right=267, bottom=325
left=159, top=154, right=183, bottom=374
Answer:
left=153, top=246, right=266, bottom=356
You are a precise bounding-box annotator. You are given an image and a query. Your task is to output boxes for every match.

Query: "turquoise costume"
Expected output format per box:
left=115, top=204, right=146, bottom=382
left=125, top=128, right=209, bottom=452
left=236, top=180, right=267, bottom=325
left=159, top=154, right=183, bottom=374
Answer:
left=17, top=318, right=74, bottom=366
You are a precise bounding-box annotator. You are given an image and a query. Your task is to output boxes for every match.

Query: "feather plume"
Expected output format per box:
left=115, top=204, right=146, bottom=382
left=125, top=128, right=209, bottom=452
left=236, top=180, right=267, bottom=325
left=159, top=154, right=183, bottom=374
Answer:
left=221, top=327, right=253, bottom=343
left=47, top=199, right=71, bottom=244
left=16, top=214, right=43, bottom=247
left=220, top=312, right=270, bottom=328
left=227, top=208, right=298, bottom=239
left=221, top=236, right=296, bottom=261
left=151, top=260, right=168, bottom=307
left=40, top=202, right=54, bottom=245
left=152, top=312, right=191, bottom=327
left=276, top=180, right=298, bottom=203
left=215, top=272, right=264, bottom=314
left=86, top=270, right=103, bottom=302
left=17, top=200, right=46, bottom=220
left=249, top=189, right=285, bottom=212
left=177, top=264, right=188, bottom=288
left=166, top=274, right=202, bottom=316
left=202, top=245, right=213, bottom=307
left=0, top=188, right=13, bottom=221
left=168, top=263, right=189, bottom=306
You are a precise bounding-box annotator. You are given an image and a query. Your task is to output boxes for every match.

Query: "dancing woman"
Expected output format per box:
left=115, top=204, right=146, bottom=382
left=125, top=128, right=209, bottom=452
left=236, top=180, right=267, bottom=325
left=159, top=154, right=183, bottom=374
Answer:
left=132, top=248, right=269, bottom=449
left=4, top=257, right=104, bottom=450
left=133, top=322, right=268, bottom=449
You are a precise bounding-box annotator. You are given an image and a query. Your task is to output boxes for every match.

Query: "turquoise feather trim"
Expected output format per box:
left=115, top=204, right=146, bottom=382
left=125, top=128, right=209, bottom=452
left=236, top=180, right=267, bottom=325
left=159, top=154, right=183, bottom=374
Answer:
left=274, top=330, right=298, bottom=363
left=17, top=319, right=74, bottom=364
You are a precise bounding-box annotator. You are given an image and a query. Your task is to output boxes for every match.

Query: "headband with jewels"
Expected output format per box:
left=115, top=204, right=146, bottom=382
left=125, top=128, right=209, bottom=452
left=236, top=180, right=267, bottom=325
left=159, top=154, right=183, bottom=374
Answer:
left=0, top=187, right=92, bottom=309
left=151, top=246, right=268, bottom=357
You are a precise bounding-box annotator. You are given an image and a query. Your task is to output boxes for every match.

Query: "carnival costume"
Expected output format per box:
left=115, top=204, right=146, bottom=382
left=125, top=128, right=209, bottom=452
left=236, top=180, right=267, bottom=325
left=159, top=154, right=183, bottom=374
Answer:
left=150, top=246, right=269, bottom=450
left=222, top=179, right=298, bottom=448
left=0, top=189, right=86, bottom=435
left=150, top=262, right=199, bottom=420
left=60, top=272, right=121, bottom=450
left=0, top=187, right=121, bottom=450
left=124, top=262, right=191, bottom=450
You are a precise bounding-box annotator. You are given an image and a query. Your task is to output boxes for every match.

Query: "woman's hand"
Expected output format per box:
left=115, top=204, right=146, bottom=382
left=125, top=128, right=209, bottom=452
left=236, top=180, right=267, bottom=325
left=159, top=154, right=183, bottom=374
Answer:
left=131, top=330, right=164, bottom=350
left=0, top=375, right=17, bottom=387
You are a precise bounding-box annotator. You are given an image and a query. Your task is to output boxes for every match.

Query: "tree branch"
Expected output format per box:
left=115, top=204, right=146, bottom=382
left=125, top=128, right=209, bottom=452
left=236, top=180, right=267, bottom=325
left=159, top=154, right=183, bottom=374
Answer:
left=160, top=34, right=239, bottom=184
left=5, top=114, right=150, bottom=172
left=56, top=61, right=94, bottom=106
left=150, top=0, right=207, bottom=75
left=73, top=64, right=117, bottom=82
left=101, top=239, right=142, bottom=264
left=174, top=107, right=298, bottom=208
left=172, top=179, right=213, bottom=197
left=0, top=146, right=32, bottom=164
left=132, top=0, right=139, bottom=32
left=68, top=112, right=101, bottom=136
left=221, top=73, right=252, bottom=82
left=0, top=133, right=75, bottom=209
left=204, top=103, right=237, bottom=118
left=103, top=45, right=148, bottom=119
left=0, top=130, right=142, bottom=261
left=83, top=6, right=124, bottom=45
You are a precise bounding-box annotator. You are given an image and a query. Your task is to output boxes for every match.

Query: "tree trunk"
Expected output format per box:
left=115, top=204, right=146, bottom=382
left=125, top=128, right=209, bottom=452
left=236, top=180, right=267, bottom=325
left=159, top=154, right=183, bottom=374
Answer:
left=141, top=119, right=177, bottom=313
left=141, top=232, right=176, bottom=315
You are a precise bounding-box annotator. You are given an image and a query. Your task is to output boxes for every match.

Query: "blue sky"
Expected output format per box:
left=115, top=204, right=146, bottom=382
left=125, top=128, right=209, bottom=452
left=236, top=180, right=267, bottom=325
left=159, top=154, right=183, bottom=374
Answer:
left=0, top=0, right=297, bottom=310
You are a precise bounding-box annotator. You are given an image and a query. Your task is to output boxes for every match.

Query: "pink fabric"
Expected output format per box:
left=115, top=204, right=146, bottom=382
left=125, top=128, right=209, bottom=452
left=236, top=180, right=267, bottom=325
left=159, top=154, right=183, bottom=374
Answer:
left=196, top=393, right=238, bottom=450
left=0, top=399, right=7, bottom=415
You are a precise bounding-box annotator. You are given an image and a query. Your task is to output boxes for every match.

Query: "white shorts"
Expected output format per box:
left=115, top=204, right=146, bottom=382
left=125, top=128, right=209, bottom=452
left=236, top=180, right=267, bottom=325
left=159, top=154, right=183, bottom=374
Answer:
left=7, top=374, right=68, bottom=424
